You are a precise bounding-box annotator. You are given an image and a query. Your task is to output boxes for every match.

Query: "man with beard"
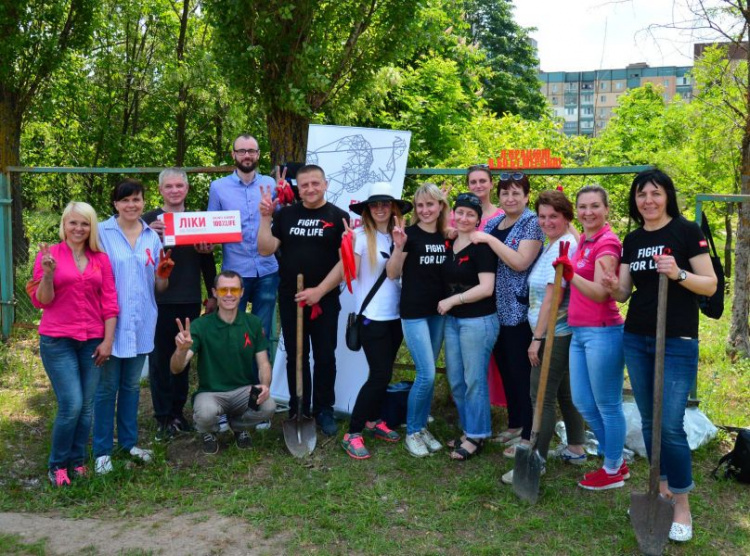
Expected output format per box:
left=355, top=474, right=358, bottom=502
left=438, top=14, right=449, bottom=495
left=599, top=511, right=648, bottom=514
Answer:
left=208, top=134, right=280, bottom=339
left=144, top=168, right=217, bottom=440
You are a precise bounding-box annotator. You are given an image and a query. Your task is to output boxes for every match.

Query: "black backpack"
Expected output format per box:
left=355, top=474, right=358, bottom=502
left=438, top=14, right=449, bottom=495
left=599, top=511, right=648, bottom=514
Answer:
left=713, top=427, right=750, bottom=483
left=698, top=213, right=725, bottom=319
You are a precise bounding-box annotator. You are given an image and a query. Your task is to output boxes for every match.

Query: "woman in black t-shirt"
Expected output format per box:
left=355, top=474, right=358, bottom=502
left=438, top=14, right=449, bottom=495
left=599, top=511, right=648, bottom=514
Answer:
left=602, top=170, right=716, bottom=543
left=388, top=183, right=450, bottom=458
left=438, top=193, right=499, bottom=461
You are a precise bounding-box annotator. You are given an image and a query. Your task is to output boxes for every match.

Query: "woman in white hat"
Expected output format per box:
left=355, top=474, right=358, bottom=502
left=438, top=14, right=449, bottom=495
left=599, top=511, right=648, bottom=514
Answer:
left=341, top=183, right=413, bottom=460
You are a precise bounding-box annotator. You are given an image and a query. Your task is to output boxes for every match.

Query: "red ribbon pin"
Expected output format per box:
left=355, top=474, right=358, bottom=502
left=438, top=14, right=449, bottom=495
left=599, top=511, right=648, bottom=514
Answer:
left=145, top=248, right=155, bottom=266
left=244, top=333, right=252, bottom=348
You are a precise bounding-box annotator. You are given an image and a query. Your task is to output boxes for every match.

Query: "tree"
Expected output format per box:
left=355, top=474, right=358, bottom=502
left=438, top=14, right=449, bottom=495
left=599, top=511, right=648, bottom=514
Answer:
left=0, top=0, right=96, bottom=262
left=206, top=0, right=424, bottom=165
left=465, top=0, right=546, bottom=120
left=670, top=0, right=750, bottom=358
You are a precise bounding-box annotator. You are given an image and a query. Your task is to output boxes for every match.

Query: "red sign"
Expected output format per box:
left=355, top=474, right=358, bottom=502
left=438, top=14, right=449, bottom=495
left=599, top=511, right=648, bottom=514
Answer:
left=487, top=149, right=562, bottom=170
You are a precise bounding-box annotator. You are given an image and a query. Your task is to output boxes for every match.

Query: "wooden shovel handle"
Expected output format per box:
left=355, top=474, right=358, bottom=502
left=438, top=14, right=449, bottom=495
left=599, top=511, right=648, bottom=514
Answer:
left=649, top=273, right=669, bottom=495
left=530, top=263, right=565, bottom=439
left=296, top=274, right=304, bottom=399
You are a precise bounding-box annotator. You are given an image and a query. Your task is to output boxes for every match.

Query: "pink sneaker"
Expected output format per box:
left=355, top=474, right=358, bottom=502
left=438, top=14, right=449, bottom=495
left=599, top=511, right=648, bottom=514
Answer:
left=578, top=467, right=624, bottom=490
left=584, top=462, right=630, bottom=481
left=364, top=420, right=400, bottom=442
left=48, top=467, right=71, bottom=487
left=342, top=433, right=371, bottom=459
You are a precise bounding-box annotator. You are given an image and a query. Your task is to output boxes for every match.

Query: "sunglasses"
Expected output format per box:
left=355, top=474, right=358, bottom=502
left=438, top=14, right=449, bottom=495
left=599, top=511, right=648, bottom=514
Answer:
left=216, top=286, right=242, bottom=297
left=455, top=193, right=481, bottom=206
left=499, top=172, right=525, bottom=181
left=369, top=201, right=393, bottom=209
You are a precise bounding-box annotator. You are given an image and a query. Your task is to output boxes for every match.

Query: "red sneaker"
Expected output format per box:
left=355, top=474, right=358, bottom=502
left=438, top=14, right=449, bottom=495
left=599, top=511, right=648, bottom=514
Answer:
left=578, top=467, right=624, bottom=490
left=584, top=462, right=630, bottom=481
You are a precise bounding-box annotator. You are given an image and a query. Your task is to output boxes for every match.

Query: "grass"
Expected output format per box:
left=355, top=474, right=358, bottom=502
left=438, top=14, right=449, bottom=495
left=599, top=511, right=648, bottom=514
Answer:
left=1, top=318, right=750, bottom=555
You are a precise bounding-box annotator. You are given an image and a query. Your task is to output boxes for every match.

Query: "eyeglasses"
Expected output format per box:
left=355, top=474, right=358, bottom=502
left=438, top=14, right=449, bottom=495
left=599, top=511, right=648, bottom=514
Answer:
left=499, top=172, right=525, bottom=181
left=216, top=286, right=242, bottom=297
left=455, top=193, right=481, bottom=206
left=234, top=148, right=259, bottom=156
left=369, top=201, right=393, bottom=209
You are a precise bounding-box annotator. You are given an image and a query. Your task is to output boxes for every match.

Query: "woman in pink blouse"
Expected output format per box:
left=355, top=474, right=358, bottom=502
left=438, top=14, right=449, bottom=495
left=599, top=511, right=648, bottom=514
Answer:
left=29, top=202, right=119, bottom=487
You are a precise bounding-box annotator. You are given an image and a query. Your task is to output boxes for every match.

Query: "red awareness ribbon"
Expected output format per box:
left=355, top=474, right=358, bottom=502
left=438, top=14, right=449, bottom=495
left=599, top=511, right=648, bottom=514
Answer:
left=145, top=248, right=155, bottom=266
left=299, top=301, right=323, bottom=320
left=244, top=332, right=252, bottom=348
left=341, top=234, right=356, bottom=293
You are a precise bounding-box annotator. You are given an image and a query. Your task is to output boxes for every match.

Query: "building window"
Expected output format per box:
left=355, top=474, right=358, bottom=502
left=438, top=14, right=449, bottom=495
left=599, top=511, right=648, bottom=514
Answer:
left=615, top=82, right=622, bottom=90
left=565, top=107, right=575, bottom=115
left=551, top=84, right=558, bottom=92
left=597, top=121, right=605, bottom=128
left=601, top=95, right=606, bottom=103
left=581, top=93, right=593, bottom=103
left=664, top=80, right=670, bottom=88
left=564, top=122, right=577, bottom=131
left=552, top=97, right=558, bottom=105
left=600, top=82, right=607, bottom=90
left=581, top=83, right=593, bottom=90
left=599, top=108, right=606, bottom=116
left=583, top=106, right=593, bottom=115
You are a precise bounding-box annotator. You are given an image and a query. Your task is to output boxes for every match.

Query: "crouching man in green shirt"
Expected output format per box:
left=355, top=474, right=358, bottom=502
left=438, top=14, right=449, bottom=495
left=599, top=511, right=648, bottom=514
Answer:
left=171, top=270, right=276, bottom=454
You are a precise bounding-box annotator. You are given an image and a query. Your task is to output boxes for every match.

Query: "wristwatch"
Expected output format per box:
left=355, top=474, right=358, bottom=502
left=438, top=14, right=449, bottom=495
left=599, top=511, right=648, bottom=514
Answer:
left=676, top=269, right=688, bottom=282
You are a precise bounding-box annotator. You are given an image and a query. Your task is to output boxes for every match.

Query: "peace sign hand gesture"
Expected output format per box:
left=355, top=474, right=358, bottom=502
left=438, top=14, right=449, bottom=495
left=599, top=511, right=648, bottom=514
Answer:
left=156, top=248, right=175, bottom=279
left=599, top=259, right=620, bottom=294
left=392, top=215, right=407, bottom=249
left=259, top=185, right=278, bottom=217
left=40, top=243, right=56, bottom=275
left=175, top=317, right=193, bottom=352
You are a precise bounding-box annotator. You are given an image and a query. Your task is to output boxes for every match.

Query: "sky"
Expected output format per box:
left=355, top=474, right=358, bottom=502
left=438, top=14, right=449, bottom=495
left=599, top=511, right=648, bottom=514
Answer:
left=513, top=0, right=725, bottom=72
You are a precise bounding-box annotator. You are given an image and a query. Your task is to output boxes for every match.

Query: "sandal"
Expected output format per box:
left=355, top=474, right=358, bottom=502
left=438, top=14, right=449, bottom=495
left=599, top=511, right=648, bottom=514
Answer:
left=491, top=428, right=522, bottom=445
left=446, top=435, right=466, bottom=450
left=449, top=437, right=483, bottom=461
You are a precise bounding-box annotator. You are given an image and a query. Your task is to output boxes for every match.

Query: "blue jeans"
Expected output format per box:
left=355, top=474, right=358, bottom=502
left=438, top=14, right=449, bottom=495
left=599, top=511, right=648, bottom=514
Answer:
left=444, top=314, right=499, bottom=439
left=624, top=331, right=698, bottom=494
left=39, top=335, right=101, bottom=469
left=402, top=316, right=445, bottom=435
left=93, top=354, right=146, bottom=457
left=570, top=325, right=626, bottom=470
left=239, top=272, right=280, bottom=338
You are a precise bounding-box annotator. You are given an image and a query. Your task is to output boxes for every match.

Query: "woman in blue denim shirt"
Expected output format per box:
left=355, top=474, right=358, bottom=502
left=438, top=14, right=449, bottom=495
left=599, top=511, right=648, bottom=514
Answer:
left=472, top=173, right=543, bottom=456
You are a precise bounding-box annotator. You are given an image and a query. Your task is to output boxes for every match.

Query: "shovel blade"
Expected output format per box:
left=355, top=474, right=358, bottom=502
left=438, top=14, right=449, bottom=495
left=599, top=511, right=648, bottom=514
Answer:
left=629, top=492, right=674, bottom=556
left=282, top=416, right=317, bottom=458
left=512, top=443, right=544, bottom=504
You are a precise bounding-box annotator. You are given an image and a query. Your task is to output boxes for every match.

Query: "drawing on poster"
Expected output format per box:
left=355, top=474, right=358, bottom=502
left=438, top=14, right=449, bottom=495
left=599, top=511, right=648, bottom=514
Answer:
left=306, top=133, right=408, bottom=204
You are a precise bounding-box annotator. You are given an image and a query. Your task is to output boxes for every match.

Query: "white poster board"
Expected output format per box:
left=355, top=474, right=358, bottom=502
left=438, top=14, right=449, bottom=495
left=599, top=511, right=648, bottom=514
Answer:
left=270, top=124, right=411, bottom=414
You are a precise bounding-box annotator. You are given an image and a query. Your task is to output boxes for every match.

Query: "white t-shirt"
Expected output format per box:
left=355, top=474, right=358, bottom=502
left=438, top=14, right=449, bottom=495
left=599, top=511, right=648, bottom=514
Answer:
left=354, top=227, right=401, bottom=321
left=527, top=233, right=577, bottom=336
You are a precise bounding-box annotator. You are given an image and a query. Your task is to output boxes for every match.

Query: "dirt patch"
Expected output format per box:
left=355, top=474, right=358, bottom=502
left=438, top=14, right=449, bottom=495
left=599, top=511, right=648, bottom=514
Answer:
left=0, top=510, right=290, bottom=555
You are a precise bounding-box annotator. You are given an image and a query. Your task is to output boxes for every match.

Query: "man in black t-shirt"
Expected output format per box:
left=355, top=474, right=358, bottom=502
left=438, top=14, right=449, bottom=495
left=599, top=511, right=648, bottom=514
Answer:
left=144, top=168, right=217, bottom=440
left=257, top=164, right=349, bottom=436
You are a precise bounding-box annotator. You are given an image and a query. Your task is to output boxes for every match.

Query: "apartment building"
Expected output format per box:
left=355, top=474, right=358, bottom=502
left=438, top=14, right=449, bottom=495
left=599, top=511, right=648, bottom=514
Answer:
left=539, top=64, right=693, bottom=136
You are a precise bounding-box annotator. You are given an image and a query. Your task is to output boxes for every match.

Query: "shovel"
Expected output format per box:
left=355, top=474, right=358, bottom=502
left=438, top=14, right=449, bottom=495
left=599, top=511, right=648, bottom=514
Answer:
left=283, top=274, right=317, bottom=457
left=513, top=251, right=566, bottom=504
left=630, top=273, right=673, bottom=555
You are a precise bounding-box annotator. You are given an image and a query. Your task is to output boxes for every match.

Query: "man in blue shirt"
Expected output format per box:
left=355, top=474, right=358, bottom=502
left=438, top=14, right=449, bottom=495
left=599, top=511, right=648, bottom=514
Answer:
left=207, top=134, right=280, bottom=339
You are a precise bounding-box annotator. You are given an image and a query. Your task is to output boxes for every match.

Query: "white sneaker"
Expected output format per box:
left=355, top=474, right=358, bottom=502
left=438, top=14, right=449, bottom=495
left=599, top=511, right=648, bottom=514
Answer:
left=404, top=433, right=430, bottom=458
left=218, top=414, right=230, bottom=432
left=95, top=455, right=113, bottom=475
left=129, top=446, right=153, bottom=463
left=419, top=429, right=443, bottom=453
left=501, top=466, right=546, bottom=485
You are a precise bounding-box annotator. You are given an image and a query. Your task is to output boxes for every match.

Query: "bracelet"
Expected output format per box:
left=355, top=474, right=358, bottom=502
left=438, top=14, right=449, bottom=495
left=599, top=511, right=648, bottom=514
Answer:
left=459, top=293, right=466, bottom=304
left=532, top=337, right=543, bottom=342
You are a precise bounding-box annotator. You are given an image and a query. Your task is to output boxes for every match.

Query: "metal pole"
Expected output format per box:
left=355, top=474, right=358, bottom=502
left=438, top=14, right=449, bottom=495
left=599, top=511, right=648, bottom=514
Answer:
left=0, top=172, right=14, bottom=340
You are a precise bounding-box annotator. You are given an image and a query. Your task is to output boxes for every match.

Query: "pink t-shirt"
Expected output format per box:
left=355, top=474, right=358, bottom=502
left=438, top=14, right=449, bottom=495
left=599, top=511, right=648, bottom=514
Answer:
left=568, top=224, right=624, bottom=327
left=32, top=242, right=119, bottom=340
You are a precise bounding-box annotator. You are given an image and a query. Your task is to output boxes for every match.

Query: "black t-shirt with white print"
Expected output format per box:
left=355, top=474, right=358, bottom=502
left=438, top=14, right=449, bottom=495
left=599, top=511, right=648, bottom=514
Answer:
left=441, top=240, right=497, bottom=319
left=621, top=216, right=709, bottom=338
left=400, top=225, right=449, bottom=319
left=271, top=202, right=349, bottom=300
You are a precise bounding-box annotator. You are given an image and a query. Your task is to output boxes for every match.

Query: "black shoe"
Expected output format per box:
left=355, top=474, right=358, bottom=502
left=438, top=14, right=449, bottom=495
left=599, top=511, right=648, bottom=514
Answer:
left=234, top=430, right=252, bottom=450
left=202, top=432, right=219, bottom=455
left=316, top=410, right=338, bottom=437
left=156, top=422, right=176, bottom=442
left=172, top=415, right=194, bottom=433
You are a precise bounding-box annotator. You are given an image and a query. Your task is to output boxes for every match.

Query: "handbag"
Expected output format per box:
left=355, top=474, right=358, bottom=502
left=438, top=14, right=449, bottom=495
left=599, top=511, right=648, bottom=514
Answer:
left=698, top=213, right=725, bottom=319
left=345, top=269, right=388, bottom=351
left=713, top=426, right=750, bottom=483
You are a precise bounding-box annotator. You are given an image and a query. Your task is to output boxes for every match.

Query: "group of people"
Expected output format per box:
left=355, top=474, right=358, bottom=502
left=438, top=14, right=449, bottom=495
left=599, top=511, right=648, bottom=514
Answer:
left=31, top=133, right=715, bottom=543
